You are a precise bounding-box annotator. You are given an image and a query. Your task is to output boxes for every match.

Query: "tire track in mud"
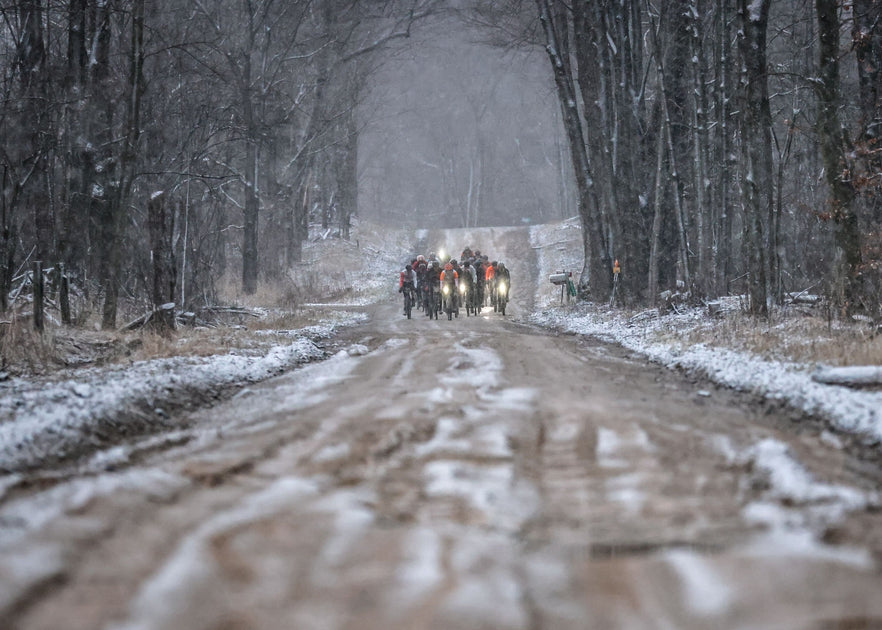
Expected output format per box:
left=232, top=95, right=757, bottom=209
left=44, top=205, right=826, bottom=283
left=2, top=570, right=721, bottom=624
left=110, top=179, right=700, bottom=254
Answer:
left=534, top=410, right=596, bottom=543
left=8, top=266, right=882, bottom=629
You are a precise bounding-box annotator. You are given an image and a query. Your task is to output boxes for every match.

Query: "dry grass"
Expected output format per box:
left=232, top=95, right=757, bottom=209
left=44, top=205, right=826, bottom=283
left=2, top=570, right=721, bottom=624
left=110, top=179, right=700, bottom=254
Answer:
left=0, top=316, right=57, bottom=373
left=674, top=309, right=882, bottom=366
left=127, top=306, right=337, bottom=363
left=215, top=267, right=353, bottom=311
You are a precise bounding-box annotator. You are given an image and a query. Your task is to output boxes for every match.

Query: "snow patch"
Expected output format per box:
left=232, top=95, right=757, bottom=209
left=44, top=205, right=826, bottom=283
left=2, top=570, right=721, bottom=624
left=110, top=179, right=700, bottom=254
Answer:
left=110, top=477, right=320, bottom=630
left=532, top=306, right=882, bottom=443
left=666, top=549, right=733, bottom=616
left=423, top=460, right=538, bottom=532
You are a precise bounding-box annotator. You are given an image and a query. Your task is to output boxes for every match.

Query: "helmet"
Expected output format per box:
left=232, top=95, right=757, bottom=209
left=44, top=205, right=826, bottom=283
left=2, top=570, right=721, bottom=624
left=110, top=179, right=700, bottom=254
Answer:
left=444, top=262, right=453, bottom=270
left=491, top=261, right=497, bottom=267
left=450, top=259, right=457, bottom=266
left=417, top=255, right=426, bottom=263
left=432, top=260, right=440, bottom=268
left=497, top=262, right=505, bottom=270
left=406, top=264, right=412, bottom=271
left=463, top=261, right=471, bottom=267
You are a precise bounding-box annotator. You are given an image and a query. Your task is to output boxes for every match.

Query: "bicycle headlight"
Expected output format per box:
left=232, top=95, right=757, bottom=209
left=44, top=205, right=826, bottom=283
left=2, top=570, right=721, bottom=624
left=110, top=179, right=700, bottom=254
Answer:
left=498, top=282, right=507, bottom=294
left=442, top=284, right=450, bottom=295
left=459, top=284, right=466, bottom=294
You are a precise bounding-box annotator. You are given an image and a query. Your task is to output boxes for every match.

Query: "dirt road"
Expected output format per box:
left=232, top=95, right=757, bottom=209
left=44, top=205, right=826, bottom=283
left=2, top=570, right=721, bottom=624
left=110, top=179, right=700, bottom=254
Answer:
left=3, top=229, right=882, bottom=629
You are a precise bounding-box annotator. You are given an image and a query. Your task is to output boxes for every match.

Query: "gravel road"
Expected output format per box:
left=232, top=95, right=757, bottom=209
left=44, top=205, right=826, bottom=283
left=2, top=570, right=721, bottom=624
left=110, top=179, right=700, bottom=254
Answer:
left=2, top=228, right=882, bottom=629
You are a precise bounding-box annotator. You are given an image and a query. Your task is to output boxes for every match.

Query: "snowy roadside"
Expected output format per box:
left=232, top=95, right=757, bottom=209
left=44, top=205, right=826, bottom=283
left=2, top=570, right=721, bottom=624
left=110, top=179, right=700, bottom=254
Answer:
left=530, top=305, right=882, bottom=444
left=526, top=218, right=882, bottom=445
left=0, top=311, right=368, bottom=477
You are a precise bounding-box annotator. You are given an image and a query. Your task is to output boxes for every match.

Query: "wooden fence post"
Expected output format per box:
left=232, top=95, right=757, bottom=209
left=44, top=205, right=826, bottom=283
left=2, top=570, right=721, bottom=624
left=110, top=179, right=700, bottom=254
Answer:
left=59, top=262, right=71, bottom=325
left=33, top=261, right=43, bottom=331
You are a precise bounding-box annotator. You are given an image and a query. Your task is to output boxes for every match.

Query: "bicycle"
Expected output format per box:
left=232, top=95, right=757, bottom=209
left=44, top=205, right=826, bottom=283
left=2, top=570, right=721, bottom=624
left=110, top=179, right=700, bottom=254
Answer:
left=402, top=283, right=415, bottom=319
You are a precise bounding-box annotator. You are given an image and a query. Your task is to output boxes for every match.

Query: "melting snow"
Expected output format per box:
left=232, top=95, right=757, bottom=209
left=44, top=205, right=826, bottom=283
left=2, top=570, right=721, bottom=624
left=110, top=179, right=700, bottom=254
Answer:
left=666, top=549, right=733, bottom=616
left=0, top=313, right=372, bottom=475
left=532, top=306, right=882, bottom=443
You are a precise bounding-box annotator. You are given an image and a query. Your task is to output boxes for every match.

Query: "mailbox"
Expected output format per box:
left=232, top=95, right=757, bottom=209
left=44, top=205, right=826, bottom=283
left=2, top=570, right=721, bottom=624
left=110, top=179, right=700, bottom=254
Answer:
left=549, top=273, right=569, bottom=285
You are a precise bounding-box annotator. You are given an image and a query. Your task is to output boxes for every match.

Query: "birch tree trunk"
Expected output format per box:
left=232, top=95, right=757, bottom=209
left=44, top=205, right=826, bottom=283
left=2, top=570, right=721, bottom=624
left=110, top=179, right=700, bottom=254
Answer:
left=713, top=0, right=734, bottom=296
left=689, top=0, right=713, bottom=297
left=241, top=1, right=260, bottom=295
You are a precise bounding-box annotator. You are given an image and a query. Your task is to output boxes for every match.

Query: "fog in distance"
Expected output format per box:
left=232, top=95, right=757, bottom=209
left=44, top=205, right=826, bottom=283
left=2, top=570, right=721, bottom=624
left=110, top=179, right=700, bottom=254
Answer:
left=358, top=22, right=573, bottom=229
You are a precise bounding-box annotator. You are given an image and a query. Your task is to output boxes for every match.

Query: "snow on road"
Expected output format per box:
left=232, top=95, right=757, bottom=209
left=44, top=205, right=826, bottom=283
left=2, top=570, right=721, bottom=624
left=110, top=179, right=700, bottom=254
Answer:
left=2, top=220, right=882, bottom=629
left=532, top=305, right=882, bottom=444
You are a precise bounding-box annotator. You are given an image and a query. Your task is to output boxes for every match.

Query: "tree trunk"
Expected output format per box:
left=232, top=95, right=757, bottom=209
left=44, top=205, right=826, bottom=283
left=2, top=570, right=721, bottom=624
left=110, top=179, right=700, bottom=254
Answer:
left=736, top=0, right=771, bottom=315
left=690, top=0, right=713, bottom=297
left=102, top=0, right=144, bottom=328
left=241, top=4, right=259, bottom=295
left=647, top=108, right=667, bottom=304
left=536, top=0, right=607, bottom=298
left=714, top=0, right=734, bottom=296
left=817, top=0, right=862, bottom=310
left=853, top=0, right=882, bottom=143
left=339, top=113, right=358, bottom=240
left=149, top=192, right=176, bottom=331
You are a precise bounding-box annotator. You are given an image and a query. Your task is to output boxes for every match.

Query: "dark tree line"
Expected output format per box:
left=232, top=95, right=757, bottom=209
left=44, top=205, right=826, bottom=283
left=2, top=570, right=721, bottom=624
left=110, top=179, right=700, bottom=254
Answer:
left=4, top=0, right=882, bottom=327
left=471, top=0, right=882, bottom=316
left=1, top=0, right=438, bottom=328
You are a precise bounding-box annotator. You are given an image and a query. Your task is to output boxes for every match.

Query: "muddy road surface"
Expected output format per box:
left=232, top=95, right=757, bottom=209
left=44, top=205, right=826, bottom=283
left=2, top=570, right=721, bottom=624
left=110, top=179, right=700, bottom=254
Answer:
left=2, top=298, right=882, bottom=629
left=3, top=225, right=882, bottom=629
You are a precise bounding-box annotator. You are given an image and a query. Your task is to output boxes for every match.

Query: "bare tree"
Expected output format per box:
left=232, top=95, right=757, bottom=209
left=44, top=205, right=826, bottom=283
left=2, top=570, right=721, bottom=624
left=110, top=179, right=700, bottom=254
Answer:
left=816, top=0, right=862, bottom=311
left=736, top=0, right=771, bottom=315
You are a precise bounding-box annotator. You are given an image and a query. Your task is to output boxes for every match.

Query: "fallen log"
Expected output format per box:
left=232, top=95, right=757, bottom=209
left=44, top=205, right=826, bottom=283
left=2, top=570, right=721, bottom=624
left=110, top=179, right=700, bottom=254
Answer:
left=811, top=366, right=882, bottom=388
left=120, top=303, right=176, bottom=332
left=198, top=306, right=261, bottom=318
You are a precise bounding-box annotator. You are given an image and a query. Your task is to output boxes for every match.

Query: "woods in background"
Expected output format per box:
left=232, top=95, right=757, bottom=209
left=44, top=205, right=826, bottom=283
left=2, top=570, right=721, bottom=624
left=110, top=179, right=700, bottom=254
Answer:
left=479, top=0, right=881, bottom=316
left=0, top=0, right=437, bottom=327
left=2, top=0, right=882, bottom=327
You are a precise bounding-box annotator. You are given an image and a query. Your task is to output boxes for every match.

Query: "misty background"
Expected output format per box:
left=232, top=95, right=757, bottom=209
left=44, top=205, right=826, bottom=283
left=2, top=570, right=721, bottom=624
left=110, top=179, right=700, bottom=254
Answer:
left=358, top=22, right=572, bottom=228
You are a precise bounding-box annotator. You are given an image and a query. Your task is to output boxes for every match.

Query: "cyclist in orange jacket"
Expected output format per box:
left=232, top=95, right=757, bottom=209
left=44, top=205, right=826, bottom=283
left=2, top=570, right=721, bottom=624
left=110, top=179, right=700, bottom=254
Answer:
left=485, top=261, right=497, bottom=307
left=440, top=262, right=459, bottom=317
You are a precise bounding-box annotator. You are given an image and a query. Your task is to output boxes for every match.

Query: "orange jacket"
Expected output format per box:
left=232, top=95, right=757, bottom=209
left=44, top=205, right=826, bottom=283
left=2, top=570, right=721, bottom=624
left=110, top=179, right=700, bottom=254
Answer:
left=440, top=269, right=458, bottom=283
left=485, top=265, right=496, bottom=282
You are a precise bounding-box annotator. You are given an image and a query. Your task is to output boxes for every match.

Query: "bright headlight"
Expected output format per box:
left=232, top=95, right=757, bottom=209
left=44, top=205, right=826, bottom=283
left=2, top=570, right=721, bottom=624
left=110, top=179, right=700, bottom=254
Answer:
left=442, top=285, right=450, bottom=295
left=498, top=282, right=507, bottom=294
left=459, top=284, right=466, bottom=294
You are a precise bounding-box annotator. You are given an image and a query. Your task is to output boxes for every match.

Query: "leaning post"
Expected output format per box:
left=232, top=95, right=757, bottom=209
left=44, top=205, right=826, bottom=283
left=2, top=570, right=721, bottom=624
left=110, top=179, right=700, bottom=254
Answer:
left=33, top=260, right=44, bottom=331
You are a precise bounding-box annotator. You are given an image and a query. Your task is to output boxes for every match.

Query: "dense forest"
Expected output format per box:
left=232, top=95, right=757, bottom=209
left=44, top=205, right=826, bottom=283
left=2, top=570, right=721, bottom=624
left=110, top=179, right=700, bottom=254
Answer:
left=472, top=0, right=882, bottom=315
left=0, top=0, right=439, bottom=329
left=1, top=0, right=881, bottom=329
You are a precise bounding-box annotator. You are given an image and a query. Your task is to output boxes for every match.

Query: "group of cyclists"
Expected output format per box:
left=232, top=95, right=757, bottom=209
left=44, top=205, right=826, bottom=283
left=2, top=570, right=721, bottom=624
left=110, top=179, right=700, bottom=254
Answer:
left=397, top=247, right=512, bottom=320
